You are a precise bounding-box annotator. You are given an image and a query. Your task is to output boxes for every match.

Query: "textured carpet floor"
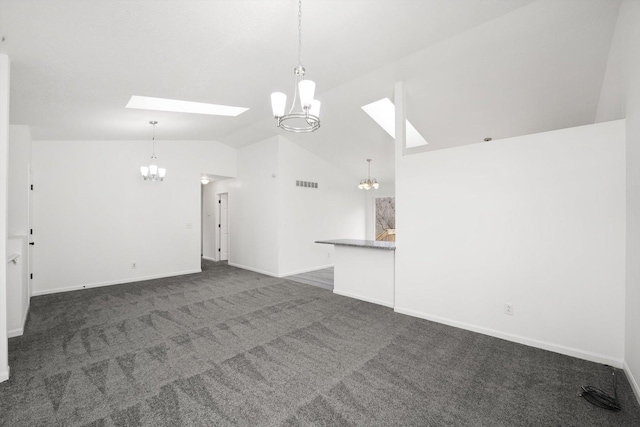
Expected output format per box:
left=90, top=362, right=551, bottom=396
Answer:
left=1, top=260, right=639, bottom=426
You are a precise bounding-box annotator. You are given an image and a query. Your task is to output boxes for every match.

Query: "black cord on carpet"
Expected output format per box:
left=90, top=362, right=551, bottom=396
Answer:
left=580, top=366, right=622, bottom=412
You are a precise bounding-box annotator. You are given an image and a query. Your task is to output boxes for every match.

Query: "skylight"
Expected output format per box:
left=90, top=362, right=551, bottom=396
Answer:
left=125, top=96, right=249, bottom=117
left=361, top=98, right=428, bottom=148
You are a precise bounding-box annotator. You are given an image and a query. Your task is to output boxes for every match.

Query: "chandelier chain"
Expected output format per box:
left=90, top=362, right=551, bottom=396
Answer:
left=297, top=0, right=302, bottom=66
left=288, top=75, right=298, bottom=115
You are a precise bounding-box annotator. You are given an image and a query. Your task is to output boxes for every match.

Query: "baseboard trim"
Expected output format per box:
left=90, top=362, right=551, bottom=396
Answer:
left=281, top=264, right=333, bottom=277
left=7, top=299, right=30, bottom=338
left=0, top=367, right=9, bottom=382
left=202, top=256, right=217, bottom=262
left=22, top=299, right=29, bottom=327
left=226, top=262, right=334, bottom=279
left=227, top=262, right=278, bottom=277
left=32, top=269, right=202, bottom=296
left=8, top=328, right=23, bottom=338
left=394, top=306, right=624, bottom=368
left=333, top=289, right=394, bottom=308
left=624, top=361, right=640, bottom=406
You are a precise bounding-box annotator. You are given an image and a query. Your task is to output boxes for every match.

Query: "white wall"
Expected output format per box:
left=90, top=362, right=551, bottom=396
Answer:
left=8, top=125, right=31, bottom=236
left=0, top=54, right=10, bottom=382
left=229, top=137, right=280, bottom=276
left=615, top=0, right=640, bottom=403
left=395, top=120, right=626, bottom=366
left=598, top=0, right=640, bottom=402
left=31, top=139, right=236, bottom=295
left=228, top=136, right=367, bottom=277
left=278, top=138, right=366, bottom=276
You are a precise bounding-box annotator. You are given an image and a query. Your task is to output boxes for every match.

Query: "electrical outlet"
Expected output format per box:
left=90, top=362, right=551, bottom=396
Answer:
left=504, top=303, right=514, bottom=315
left=132, top=263, right=137, bottom=269
left=186, top=223, right=193, bottom=229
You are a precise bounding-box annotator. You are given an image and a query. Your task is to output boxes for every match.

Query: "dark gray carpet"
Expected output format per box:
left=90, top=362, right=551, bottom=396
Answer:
left=1, top=260, right=639, bottom=426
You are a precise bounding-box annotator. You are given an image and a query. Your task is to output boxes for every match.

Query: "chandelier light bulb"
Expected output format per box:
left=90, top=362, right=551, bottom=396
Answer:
left=271, top=92, right=287, bottom=117
left=309, top=99, right=321, bottom=117
left=298, top=80, right=316, bottom=109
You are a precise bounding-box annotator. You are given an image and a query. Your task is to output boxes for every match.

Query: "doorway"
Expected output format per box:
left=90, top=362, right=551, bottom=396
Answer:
left=219, top=193, right=229, bottom=261
left=200, top=175, right=232, bottom=262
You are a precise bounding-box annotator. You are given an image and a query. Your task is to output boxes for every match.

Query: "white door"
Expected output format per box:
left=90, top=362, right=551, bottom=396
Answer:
left=28, top=165, right=33, bottom=297
left=219, top=193, right=229, bottom=261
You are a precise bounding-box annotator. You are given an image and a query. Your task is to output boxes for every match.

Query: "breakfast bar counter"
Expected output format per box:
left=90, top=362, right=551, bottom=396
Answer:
left=316, top=239, right=395, bottom=307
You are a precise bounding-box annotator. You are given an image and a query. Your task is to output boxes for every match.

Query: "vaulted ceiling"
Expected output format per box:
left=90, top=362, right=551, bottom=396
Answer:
left=0, top=0, right=623, bottom=183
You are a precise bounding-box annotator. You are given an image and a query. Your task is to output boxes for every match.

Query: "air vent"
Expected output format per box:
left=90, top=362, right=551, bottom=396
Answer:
left=296, top=180, right=318, bottom=189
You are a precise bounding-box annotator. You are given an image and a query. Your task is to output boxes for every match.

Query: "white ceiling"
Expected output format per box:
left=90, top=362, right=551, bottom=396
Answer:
left=0, top=0, right=623, bottom=183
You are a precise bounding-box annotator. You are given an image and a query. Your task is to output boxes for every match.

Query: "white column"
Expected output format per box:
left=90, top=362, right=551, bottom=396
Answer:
left=0, top=54, right=11, bottom=382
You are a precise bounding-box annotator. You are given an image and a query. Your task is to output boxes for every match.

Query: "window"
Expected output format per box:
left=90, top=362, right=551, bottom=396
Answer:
left=375, top=197, right=396, bottom=241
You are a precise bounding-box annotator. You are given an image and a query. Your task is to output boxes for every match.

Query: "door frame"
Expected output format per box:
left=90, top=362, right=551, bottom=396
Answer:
left=217, top=192, right=229, bottom=261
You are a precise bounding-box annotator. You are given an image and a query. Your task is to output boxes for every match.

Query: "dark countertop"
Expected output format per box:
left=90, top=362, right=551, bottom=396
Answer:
left=315, top=239, right=396, bottom=250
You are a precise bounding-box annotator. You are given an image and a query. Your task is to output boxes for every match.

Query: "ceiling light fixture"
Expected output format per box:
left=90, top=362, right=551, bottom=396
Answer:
left=126, top=96, right=248, bottom=117
left=358, top=159, right=379, bottom=190
left=201, top=176, right=210, bottom=185
left=271, top=0, right=321, bottom=133
left=140, top=121, right=166, bottom=182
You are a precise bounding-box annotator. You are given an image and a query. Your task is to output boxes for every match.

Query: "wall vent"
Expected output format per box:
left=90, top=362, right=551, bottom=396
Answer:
left=296, top=180, right=318, bottom=189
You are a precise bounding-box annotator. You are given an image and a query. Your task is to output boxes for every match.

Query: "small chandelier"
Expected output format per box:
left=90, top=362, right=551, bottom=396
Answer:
left=270, top=0, right=321, bottom=133
left=140, top=121, right=166, bottom=181
left=358, top=159, right=379, bottom=190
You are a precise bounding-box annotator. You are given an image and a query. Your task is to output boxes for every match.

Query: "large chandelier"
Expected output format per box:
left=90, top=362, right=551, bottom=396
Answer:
left=358, top=159, right=379, bottom=190
left=270, top=0, right=321, bottom=133
left=140, top=121, right=166, bottom=181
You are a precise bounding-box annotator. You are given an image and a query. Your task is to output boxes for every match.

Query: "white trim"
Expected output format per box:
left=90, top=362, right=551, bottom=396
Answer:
left=394, top=306, right=624, bottom=368
left=23, top=298, right=29, bottom=326
left=624, top=361, right=640, bottom=406
left=228, top=262, right=335, bottom=279
left=333, top=289, right=394, bottom=308
left=281, top=264, right=333, bottom=277
left=0, top=367, right=9, bottom=382
left=227, top=262, right=279, bottom=277
left=8, top=328, right=23, bottom=338
left=7, top=297, right=31, bottom=338
left=32, top=269, right=202, bottom=296
left=9, top=300, right=30, bottom=337
left=202, top=256, right=217, bottom=262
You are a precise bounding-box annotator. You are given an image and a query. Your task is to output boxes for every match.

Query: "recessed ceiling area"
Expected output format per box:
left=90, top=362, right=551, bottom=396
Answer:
left=0, top=0, right=624, bottom=183
left=361, top=98, right=428, bottom=149
left=125, top=96, right=248, bottom=117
